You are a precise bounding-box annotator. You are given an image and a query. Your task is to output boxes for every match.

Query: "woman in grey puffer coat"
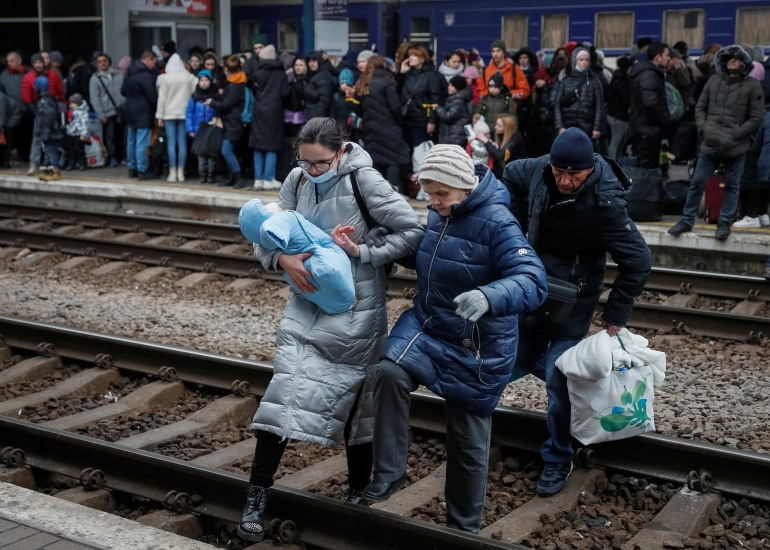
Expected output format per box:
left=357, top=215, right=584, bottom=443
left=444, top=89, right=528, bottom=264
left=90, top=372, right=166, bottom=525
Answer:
left=237, top=118, right=424, bottom=543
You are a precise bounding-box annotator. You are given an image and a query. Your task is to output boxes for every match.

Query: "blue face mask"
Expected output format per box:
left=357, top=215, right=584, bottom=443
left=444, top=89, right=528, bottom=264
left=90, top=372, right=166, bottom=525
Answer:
left=303, top=167, right=337, bottom=185
left=574, top=65, right=585, bottom=73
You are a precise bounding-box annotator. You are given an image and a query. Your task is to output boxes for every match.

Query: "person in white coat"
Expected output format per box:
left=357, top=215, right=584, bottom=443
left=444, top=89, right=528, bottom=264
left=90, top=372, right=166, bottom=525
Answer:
left=156, top=53, right=197, bottom=182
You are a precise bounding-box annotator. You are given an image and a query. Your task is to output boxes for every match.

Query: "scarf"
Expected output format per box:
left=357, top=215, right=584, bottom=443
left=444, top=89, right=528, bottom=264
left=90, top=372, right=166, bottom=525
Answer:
left=227, top=71, right=247, bottom=84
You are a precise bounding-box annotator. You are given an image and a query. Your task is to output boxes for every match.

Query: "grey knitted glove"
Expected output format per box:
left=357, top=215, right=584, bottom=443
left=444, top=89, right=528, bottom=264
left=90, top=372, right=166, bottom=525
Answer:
left=454, top=290, right=490, bottom=323
left=364, top=226, right=391, bottom=248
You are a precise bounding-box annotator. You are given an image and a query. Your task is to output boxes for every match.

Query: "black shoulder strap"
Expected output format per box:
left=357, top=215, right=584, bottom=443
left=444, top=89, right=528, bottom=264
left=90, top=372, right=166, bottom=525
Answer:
left=350, top=170, right=376, bottom=230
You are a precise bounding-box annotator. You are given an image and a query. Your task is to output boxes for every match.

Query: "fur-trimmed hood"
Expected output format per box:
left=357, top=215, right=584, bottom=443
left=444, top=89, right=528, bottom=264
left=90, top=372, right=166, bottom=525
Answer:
left=716, top=45, right=753, bottom=79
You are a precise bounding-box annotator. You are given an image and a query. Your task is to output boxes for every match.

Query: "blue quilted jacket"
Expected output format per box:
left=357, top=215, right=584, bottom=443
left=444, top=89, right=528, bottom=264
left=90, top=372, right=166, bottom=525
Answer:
left=383, top=165, right=548, bottom=416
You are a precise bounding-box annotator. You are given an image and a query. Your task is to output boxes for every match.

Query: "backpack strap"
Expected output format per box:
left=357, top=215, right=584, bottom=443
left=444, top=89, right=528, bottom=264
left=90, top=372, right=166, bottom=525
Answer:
left=350, top=169, right=376, bottom=230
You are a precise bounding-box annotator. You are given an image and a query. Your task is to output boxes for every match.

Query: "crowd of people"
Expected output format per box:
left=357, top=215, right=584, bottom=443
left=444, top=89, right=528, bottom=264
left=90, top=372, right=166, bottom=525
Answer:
left=1, top=37, right=769, bottom=235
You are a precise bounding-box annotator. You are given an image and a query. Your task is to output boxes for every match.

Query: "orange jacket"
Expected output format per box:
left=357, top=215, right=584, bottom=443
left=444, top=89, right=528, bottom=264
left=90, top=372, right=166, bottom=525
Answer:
left=477, top=59, right=530, bottom=101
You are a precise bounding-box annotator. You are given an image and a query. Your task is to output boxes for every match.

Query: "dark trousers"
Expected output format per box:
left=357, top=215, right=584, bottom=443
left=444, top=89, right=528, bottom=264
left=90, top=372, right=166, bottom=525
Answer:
left=16, top=112, right=34, bottom=162
left=103, top=115, right=123, bottom=163
left=630, top=132, right=663, bottom=169
left=371, top=359, right=491, bottom=533
left=43, top=140, right=62, bottom=169
left=682, top=152, right=745, bottom=226
left=740, top=189, right=770, bottom=218
left=68, top=137, right=86, bottom=168
left=249, top=390, right=373, bottom=491
left=0, top=127, right=12, bottom=167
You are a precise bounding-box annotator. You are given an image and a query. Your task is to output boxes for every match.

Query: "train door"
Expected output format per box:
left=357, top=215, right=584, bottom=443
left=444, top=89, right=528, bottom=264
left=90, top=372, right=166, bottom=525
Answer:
left=403, top=8, right=436, bottom=53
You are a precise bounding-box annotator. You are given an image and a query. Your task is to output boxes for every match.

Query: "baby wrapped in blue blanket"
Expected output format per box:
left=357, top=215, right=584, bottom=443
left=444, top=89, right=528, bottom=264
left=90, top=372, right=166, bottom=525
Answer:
left=239, top=199, right=356, bottom=315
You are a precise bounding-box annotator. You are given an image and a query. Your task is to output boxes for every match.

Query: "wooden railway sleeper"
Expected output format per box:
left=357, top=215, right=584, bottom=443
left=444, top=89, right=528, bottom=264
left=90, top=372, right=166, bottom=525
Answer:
left=79, top=468, right=106, bottom=491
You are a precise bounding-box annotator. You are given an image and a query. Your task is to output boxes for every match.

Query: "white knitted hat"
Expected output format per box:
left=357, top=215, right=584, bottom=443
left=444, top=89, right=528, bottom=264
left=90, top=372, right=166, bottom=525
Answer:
left=418, top=144, right=479, bottom=190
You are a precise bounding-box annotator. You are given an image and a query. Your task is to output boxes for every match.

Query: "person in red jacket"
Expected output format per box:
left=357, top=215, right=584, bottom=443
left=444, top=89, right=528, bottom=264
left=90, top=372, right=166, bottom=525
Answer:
left=21, top=53, right=64, bottom=174
left=477, top=40, right=530, bottom=103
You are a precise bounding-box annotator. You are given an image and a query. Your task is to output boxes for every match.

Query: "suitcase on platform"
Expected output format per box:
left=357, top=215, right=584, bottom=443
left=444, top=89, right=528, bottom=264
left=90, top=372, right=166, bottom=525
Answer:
left=703, top=172, right=742, bottom=224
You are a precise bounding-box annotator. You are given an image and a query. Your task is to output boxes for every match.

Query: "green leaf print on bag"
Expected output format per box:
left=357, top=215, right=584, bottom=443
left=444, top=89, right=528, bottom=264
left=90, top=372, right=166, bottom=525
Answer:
left=595, top=376, right=651, bottom=433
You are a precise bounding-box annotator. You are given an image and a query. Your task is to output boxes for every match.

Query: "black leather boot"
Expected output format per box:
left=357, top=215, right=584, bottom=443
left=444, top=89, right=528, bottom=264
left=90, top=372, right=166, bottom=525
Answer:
left=217, top=172, right=235, bottom=187
left=233, top=172, right=248, bottom=189
left=199, top=171, right=207, bottom=184
left=237, top=485, right=268, bottom=542
left=342, top=486, right=369, bottom=506
left=362, top=473, right=408, bottom=504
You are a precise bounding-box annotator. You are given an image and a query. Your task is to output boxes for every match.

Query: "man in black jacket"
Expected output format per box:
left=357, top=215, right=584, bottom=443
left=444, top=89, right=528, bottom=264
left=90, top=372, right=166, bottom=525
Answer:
left=502, top=128, right=652, bottom=497
left=628, top=42, right=671, bottom=168
left=120, top=51, right=158, bottom=180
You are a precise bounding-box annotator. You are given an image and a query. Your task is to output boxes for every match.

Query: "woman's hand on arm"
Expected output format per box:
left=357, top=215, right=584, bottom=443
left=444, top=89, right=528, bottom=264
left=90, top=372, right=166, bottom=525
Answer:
left=331, top=225, right=360, bottom=257
left=278, top=252, right=318, bottom=293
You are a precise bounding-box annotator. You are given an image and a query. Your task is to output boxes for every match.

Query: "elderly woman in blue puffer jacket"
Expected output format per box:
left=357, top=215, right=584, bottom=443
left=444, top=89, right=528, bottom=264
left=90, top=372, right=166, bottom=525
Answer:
left=361, top=144, right=548, bottom=533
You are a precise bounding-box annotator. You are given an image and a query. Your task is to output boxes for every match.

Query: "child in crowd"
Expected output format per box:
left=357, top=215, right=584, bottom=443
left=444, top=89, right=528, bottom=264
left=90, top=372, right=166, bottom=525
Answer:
left=474, top=114, right=527, bottom=178
left=463, top=66, right=479, bottom=106
left=331, top=68, right=359, bottom=142
left=433, top=75, right=471, bottom=146
left=65, top=93, right=89, bottom=171
left=185, top=70, right=217, bottom=183
left=33, top=76, right=65, bottom=181
left=473, top=72, right=516, bottom=127
left=467, top=119, right=492, bottom=169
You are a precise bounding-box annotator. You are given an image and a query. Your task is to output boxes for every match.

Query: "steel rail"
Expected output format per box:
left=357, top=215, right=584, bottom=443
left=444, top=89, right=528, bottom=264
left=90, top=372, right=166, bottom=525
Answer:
left=0, top=417, right=517, bottom=550
left=605, top=263, right=770, bottom=302
left=1, top=316, right=769, bottom=502
left=2, top=202, right=767, bottom=302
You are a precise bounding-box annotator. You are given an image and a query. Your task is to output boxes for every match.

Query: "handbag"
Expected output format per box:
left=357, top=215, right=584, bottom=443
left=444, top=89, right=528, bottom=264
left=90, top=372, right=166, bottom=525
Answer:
left=401, top=73, right=426, bottom=116
left=531, top=276, right=579, bottom=324
left=191, top=117, right=224, bottom=159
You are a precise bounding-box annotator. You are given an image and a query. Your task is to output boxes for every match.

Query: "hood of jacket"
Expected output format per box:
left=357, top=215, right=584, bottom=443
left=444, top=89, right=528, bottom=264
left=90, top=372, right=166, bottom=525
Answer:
left=256, top=59, right=284, bottom=72
left=164, top=54, right=186, bottom=74
left=438, top=63, right=463, bottom=80
left=716, top=45, right=754, bottom=80
left=127, top=59, right=154, bottom=78
left=569, top=47, right=593, bottom=76
left=513, top=47, right=538, bottom=70
left=334, top=142, right=373, bottom=177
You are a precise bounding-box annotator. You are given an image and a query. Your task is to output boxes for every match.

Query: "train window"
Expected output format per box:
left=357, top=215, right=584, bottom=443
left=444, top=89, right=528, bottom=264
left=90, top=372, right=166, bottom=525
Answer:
left=595, top=12, right=634, bottom=49
left=239, top=21, right=260, bottom=53
left=410, top=17, right=432, bottom=47
left=541, top=14, right=568, bottom=50
left=736, top=8, right=770, bottom=46
left=502, top=15, right=528, bottom=50
left=663, top=10, right=704, bottom=49
left=349, top=19, right=369, bottom=51
left=278, top=20, right=298, bottom=52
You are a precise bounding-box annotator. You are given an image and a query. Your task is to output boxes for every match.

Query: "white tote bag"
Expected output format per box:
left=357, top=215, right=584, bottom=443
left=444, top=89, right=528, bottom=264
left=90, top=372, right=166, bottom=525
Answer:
left=412, top=140, right=434, bottom=173
left=568, top=365, right=656, bottom=446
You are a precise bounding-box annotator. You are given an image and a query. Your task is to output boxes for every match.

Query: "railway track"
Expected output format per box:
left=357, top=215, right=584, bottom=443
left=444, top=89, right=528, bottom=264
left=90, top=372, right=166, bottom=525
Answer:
left=1, top=317, right=770, bottom=548
left=0, top=202, right=769, bottom=341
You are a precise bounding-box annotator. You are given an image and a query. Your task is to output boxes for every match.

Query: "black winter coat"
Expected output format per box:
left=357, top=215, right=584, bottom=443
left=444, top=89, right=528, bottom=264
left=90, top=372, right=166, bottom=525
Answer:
left=553, top=70, right=604, bottom=136
left=397, top=67, right=442, bottom=128
left=606, top=71, right=632, bottom=122
left=503, top=154, right=652, bottom=339
left=305, top=60, right=335, bottom=119
left=696, top=45, right=765, bottom=159
left=629, top=60, right=670, bottom=137
left=433, top=87, right=471, bottom=146
left=121, top=60, right=158, bottom=129
left=762, top=59, right=770, bottom=111
left=209, top=78, right=245, bottom=143
left=66, top=63, right=93, bottom=107
left=484, top=132, right=527, bottom=179
left=284, top=72, right=306, bottom=113
left=357, top=69, right=409, bottom=166
left=249, top=60, right=289, bottom=151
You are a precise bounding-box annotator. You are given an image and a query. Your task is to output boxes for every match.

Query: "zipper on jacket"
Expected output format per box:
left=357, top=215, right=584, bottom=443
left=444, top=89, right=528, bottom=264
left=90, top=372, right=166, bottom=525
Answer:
left=396, top=332, right=422, bottom=365
left=425, top=217, right=450, bottom=313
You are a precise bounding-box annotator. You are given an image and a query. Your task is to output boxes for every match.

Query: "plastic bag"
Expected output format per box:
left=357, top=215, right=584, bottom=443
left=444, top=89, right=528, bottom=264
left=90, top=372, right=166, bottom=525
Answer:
left=568, top=366, right=656, bottom=446
left=86, top=111, right=103, bottom=140
left=412, top=140, right=434, bottom=173
left=239, top=199, right=355, bottom=315
left=85, top=136, right=106, bottom=168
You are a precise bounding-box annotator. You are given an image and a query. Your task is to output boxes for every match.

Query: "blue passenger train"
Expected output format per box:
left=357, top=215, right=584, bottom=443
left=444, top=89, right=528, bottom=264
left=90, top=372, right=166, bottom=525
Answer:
left=232, top=0, right=770, bottom=59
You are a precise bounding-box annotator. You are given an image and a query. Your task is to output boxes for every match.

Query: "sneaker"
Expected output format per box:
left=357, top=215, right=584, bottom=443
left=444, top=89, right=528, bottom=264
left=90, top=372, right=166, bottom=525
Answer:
left=537, top=461, right=573, bottom=497
left=177, top=169, right=185, bottom=183
left=262, top=178, right=282, bottom=190
left=253, top=179, right=264, bottom=190
left=759, top=214, right=770, bottom=227
left=237, top=485, right=268, bottom=542
left=27, top=164, right=38, bottom=176
left=667, top=220, right=692, bottom=237
left=715, top=222, right=731, bottom=241
left=109, top=158, right=118, bottom=167
left=167, top=167, right=177, bottom=183
left=732, top=216, right=761, bottom=228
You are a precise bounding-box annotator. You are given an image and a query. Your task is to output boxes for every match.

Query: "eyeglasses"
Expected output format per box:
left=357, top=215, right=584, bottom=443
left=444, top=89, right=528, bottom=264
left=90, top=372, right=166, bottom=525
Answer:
left=295, top=155, right=336, bottom=172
